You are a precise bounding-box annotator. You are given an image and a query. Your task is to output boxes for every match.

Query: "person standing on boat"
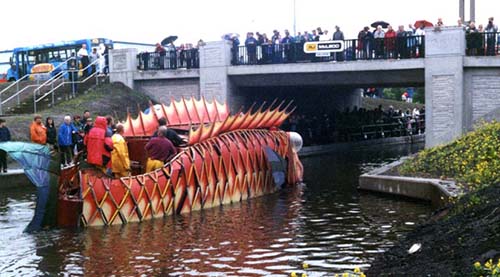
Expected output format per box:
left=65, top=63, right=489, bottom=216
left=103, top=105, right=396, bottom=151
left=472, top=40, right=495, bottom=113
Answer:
left=0, top=118, right=11, bottom=173
left=85, top=116, right=113, bottom=174
left=152, top=117, right=184, bottom=147
left=145, top=126, right=177, bottom=172
left=111, top=124, right=130, bottom=178
left=30, top=115, right=47, bottom=145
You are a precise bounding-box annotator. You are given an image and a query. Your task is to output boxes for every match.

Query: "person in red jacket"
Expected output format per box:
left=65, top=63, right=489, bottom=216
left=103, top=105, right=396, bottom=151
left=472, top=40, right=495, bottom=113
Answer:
left=84, top=116, right=112, bottom=173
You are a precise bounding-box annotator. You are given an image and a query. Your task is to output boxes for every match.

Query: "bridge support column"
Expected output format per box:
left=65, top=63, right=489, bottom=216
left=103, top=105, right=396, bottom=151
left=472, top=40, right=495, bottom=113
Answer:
left=424, top=27, right=466, bottom=147
left=199, top=41, right=235, bottom=108
left=109, top=48, right=138, bottom=89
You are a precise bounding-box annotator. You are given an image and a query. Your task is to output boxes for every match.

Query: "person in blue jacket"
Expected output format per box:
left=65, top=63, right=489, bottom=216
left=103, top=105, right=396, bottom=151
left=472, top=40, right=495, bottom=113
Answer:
left=245, top=32, right=258, bottom=65
left=0, top=118, right=11, bottom=172
left=58, top=115, right=78, bottom=166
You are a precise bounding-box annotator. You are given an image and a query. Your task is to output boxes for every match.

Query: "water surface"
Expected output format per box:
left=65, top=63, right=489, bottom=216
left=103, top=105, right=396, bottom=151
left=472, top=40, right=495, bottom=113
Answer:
left=0, top=143, right=431, bottom=276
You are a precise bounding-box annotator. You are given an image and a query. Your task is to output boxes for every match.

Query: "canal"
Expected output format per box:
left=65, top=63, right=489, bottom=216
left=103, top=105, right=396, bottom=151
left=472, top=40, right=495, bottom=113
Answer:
left=0, top=143, right=431, bottom=276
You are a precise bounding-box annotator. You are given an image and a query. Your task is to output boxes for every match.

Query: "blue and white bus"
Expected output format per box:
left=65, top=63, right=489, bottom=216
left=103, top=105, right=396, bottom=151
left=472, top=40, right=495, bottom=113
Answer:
left=6, top=38, right=114, bottom=81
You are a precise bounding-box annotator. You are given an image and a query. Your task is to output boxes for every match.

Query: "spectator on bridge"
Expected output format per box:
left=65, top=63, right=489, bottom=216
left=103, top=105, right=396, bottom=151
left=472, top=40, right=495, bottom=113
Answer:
left=230, top=35, right=240, bottom=65
left=385, top=25, right=397, bottom=58
left=466, top=22, right=481, bottom=56
left=30, top=115, right=47, bottom=145
left=320, top=30, right=329, bottom=41
left=45, top=117, right=57, bottom=149
left=0, top=119, right=11, bottom=173
left=155, top=43, right=167, bottom=69
left=361, top=26, right=373, bottom=59
left=436, top=18, right=444, bottom=27
left=281, top=30, right=295, bottom=62
left=457, top=17, right=466, bottom=29
left=309, top=29, right=317, bottom=41
left=373, top=25, right=385, bottom=59
left=245, top=32, right=258, bottom=65
left=332, top=26, right=345, bottom=61
left=396, top=25, right=408, bottom=59
left=485, top=17, right=498, bottom=56
left=77, top=44, right=90, bottom=78
left=414, top=25, right=425, bottom=57
left=406, top=24, right=417, bottom=57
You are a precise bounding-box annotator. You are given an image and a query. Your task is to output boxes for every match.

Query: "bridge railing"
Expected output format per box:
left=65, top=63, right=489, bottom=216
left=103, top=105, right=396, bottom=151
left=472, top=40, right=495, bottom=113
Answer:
left=136, top=49, right=199, bottom=70
left=465, top=31, right=500, bottom=56
left=232, top=35, right=425, bottom=66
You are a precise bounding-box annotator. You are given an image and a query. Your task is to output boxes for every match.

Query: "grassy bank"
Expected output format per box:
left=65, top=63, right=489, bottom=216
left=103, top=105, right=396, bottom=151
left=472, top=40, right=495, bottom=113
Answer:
left=2, top=82, right=151, bottom=141
left=368, top=121, right=500, bottom=275
left=399, top=121, right=500, bottom=191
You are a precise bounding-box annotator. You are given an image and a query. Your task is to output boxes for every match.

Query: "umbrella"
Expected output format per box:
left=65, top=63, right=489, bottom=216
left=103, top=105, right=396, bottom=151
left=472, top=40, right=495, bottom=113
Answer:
left=371, top=21, right=390, bottom=28
left=221, top=33, right=239, bottom=40
left=161, top=36, right=178, bottom=46
left=414, top=20, right=433, bottom=28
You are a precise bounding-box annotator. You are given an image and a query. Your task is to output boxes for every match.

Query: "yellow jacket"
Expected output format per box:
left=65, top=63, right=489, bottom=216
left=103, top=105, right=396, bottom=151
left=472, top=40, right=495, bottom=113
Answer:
left=111, top=134, right=130, bottom=174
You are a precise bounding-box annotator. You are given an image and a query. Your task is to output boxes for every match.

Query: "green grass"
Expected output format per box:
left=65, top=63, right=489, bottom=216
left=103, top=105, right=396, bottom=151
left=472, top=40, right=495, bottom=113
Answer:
left=4, top=82, right=152, bottom=141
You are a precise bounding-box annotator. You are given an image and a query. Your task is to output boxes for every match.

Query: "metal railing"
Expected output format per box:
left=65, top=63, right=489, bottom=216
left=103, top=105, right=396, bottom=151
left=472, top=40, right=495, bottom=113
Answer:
left=465, top=31, right=500, bottom=56
left=0, top=57, right=75, bottom=115
left=232, top=35, right=425, bottom=65
left=33, top=56, right=106, bottom=113
left=137, top=49, right=200, bottom=70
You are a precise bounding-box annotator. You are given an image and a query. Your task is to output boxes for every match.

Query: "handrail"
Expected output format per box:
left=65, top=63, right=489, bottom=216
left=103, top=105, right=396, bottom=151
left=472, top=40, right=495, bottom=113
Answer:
left=0, top=56, right=75, bottom=114
left=34, top=55, right=107, bottom=112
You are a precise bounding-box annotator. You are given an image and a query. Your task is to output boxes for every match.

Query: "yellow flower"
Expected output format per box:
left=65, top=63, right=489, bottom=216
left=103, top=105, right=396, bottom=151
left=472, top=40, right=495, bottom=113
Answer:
left=354, top=268, right=360, bottom=273
left=474, top=261, right=481, bottom=268
left=486, top=259, right=493, bottom=269
left=302, top=262, right=309, bottom=269
left=301, top=274, right=307, bottom=277
left=342, top=273, right=349, bottom=277
left=360, top=274, right=366, bottom=277
left=291, top=272, right=297, bottom=277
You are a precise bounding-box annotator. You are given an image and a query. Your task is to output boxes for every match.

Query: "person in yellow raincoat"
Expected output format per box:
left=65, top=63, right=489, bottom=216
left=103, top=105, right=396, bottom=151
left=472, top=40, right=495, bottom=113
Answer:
left=111, top=124, right=130, bottom=177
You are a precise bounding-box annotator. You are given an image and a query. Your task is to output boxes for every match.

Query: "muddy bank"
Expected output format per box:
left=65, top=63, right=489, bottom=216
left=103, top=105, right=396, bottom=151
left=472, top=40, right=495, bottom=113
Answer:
left=368, top=184, right=500, bottom=276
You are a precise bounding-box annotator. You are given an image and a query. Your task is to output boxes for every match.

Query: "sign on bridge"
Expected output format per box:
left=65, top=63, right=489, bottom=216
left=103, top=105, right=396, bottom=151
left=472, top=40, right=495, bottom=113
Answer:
left=303, top=41, right=345, bottom=54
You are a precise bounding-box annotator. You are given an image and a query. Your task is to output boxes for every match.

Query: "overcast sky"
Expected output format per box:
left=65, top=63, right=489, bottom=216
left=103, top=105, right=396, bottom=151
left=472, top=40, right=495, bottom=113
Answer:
left=2, top=0, right=500, bottom=50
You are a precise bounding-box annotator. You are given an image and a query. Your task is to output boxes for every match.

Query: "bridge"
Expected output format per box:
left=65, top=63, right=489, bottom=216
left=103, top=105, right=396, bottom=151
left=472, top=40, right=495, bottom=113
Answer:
left=109, top=27, right=500, bottom=148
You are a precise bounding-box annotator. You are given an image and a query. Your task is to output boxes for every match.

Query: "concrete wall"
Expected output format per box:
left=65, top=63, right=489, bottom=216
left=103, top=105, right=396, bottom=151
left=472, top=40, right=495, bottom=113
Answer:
left=109, top=48, right=138, bottom=89
left=464, top=68, right=500, bottom=129
left=135, top=78, right=200, bottom=104
left=424, top=27, right=466, bottom=147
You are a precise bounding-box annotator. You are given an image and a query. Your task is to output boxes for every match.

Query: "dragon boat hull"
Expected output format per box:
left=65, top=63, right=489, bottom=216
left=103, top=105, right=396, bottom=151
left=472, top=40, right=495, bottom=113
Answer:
left=0, top=97, right=303, bottom=231
left=58, top=129, right=301, bottom=227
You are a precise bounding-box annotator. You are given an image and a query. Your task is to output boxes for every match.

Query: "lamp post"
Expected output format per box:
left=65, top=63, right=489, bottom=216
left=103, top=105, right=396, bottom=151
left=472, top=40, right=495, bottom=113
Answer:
left=293, top=0, right=297, bottom=36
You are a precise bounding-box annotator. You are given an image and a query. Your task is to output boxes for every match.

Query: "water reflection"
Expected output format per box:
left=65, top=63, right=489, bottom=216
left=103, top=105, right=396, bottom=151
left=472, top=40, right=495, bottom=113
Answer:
left=0, top=143, right=430, bottom=276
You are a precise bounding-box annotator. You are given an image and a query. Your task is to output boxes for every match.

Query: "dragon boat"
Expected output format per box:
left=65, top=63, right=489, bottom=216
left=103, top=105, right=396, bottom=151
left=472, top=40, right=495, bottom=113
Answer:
left=0, top=97, right=303, bottom=231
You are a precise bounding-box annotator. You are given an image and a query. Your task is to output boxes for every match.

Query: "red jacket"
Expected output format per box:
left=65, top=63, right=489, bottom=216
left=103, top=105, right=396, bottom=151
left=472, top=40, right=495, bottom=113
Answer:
left=85, top=116, right=112, bottom=167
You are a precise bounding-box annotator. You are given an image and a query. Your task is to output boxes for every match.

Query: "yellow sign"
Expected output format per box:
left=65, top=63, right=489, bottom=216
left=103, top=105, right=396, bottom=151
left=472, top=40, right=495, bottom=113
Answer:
left=303, top=41, right=344, bottom=53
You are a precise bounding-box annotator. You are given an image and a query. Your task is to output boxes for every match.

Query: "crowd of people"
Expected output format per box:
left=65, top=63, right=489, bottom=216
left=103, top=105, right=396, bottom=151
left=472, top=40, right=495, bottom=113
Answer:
left=228, top=16, right=500, bottom=65
left=465, top=17, right=499, bottom=56
left=138, top=40, right=205, bottom=70
left=283, top=105, right=425, bottom=146
left=0, top=111, right=185, bottom=177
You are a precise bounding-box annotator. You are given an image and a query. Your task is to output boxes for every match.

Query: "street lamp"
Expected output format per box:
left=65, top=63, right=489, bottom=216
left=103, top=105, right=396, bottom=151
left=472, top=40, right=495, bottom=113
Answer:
left=293, top=0, right=297, bottom=36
